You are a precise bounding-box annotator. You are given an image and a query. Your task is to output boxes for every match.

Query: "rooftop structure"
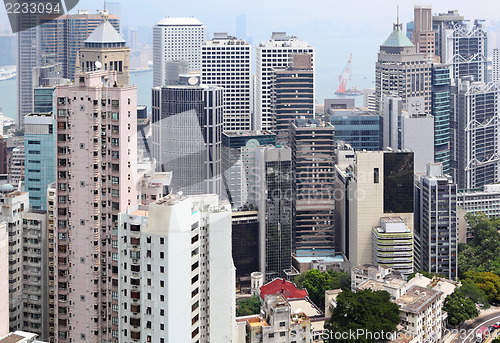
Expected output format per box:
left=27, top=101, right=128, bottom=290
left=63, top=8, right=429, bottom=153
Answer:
left=259, top=278, right=308, bottom=300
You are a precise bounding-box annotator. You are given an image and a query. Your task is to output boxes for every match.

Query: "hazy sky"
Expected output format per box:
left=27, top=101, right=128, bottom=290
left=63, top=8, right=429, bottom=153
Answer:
left=1, top=0, right=499, bottom=102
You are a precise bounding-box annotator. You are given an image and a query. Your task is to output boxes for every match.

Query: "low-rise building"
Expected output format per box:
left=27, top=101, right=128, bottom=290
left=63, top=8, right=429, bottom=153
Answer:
left=372, top=217, right=414, bottom=275
left=246, top=294, right=313, bottom=343
left=394, top=285, right=444, bottom=343
left=350, top=264, right=404, bottom=290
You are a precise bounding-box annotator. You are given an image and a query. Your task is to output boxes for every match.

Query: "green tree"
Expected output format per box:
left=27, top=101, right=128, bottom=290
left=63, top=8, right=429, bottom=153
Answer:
left=236, top=296, right=261, bottom=317
left=443, top=291, right=479, bottom=326
left=457, top=281, right=490, bottom=308
left=464, top=270, right=500, bottom=304
left=324, top=289, right=400, bottom=343
left=294, top=269, right=350, bottom=309
left=458, top=214, right=500, bottom=277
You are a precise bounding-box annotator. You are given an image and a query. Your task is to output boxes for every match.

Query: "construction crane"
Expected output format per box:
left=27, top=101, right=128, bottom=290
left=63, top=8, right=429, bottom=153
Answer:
left=335, top=53, right=362, bottom=96
left=336, top=53, right=352, bottom=94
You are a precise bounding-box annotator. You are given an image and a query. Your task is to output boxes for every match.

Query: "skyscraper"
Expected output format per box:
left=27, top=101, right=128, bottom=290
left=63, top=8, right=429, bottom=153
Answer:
left=38, top=11, right=120, bottom=81
left=493, top=48, right=499, bottom=84
left=152, top=84, right=223, bottom=196
left=432, top=64, right=451, bottom=174
left=79, top=16, right=130, bottom=86
left=153, top=17, right=206, bottom=86
left=0, top=222, right=7, bottom=337
left=24, top=113, right=56, bottom=210
left=412, top=5, right=435, bottom=59
left=54, top=67, right=139, bottom=342
left=450, top=79, right=500, bottom=188
left=118, top=194, right=235, bottom=342
left=201, top=33, right=251, bottom=132
left=335, top=149, right=414, bottom=270
left=273, top=54, right=314, bottom=143
left=375, top=22, right=432, bottom=115
left=222, top=131, right=276, bottom=209
left=433, top=11, right=487, bottom=83
left=17, top=10, right=120, bottom=128
left=256, top=146, right=293, bottom=279
left=1, top=187, right=29, bottom=332
left=414, top=163, right=457, bottom=279
left=291, top=117, right=336, bottom=252
left=255, top=32, right=314, bottom=131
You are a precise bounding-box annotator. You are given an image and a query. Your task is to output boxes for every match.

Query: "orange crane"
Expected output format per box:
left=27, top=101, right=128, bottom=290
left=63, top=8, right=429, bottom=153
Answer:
left=335, top=53, right=362, bottom=96
left=336, top=53, right=352, bottom=94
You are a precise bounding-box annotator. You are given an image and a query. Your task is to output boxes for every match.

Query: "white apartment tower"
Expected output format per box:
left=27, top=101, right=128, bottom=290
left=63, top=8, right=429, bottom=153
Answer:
left=255, top=32, right=314, bottom=131
left=153, top=17, right=206, bottom=87
left=0, top=187, right=29, bottom=332
left=0, top=221, right=7, bottom=337
left=118, top=194, right=235, bottom=343
left=493, top=49, right=499, bottom=85
left=201, top=33, right=252, bottom=132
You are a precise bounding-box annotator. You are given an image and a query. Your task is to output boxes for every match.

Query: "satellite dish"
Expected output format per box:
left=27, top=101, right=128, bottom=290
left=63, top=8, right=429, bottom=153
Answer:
left=95, top=61, right=102, bottom=70
left=188, top=76, right=199, bottom=86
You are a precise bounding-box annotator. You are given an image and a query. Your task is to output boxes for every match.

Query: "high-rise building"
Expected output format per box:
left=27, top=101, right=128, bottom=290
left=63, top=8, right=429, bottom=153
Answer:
left=21, top=210, right=49, bottom=339
left=17, top=11, right=120, bottom=129
left=24, top=113, right=56, bottom=210
left=17, top=26, right=37, bottom=129
left=255, top=146, right=293, bottom=279
left=381, top=95, right=402, bottom=150
left=433, top=11, right=487, bottom=83
left=9, top=146, right=24, bottom=186
left=372, top=217, right=414, bottom=275
left=152, top=84, right=223, bottom=196
left=53, top=69, right=139, bottom=342
left=0, top=136, right=7, bottom=174
left=412, top=5, right=435, bottom=59
left=493, top=49, right=499, bottom=84
left=222, top=131, right=276, bottom=209
left=255, top=32, right=314, bottom=131
left=414, top=163, right=457, bottom=279
left=450, top=79, right=500, bottom=188
left=153, top=17, right=206, bottom=86
left=400, top=110, right=434, bottom=173
left=272, top=54, right=314, bottom=143
left=457, top=184, right=500, bottom=218
left=375, top=22, right=432, bottom=115
left=335, top=148, right=414, bottom=269
left=79, top=17, right=130, bottom=86
left=432, top=64, right=451, bottom=174
left=325, top=99, right=382, bottom=151
left=202, top=33, right=251, bottom=132
left=363, top=88, right=376, bottom=111
left=0, top=221, right=8, bottom=337
left=232, top=210, right=259, bottom=283
left=291, top=117, right=336, bottom=251
left=0, top=187, right=29, bottom=332
left=118, top=194, right=235, bottom=343
left=33, top=87, right=56, bottom=114
left=38, top=11, right=120, bottom=81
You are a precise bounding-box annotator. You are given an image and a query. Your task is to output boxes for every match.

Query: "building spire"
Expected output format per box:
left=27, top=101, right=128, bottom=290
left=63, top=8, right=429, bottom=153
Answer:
left=393, top=5, right=403, bottom=31
left=100, top=0, right=109, bottom=21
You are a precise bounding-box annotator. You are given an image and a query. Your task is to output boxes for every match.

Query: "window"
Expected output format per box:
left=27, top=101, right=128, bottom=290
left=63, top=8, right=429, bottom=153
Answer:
left=111, top=138, right=119, bottom=146
left=374, top=168, right=379, bottom=183
left=112, top=176, right=119, bottom=184
left=111, top=112, right=119, bottom=120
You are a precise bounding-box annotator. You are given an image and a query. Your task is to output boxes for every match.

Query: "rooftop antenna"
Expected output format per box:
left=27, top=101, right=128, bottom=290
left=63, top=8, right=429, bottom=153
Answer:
left=394, top=5, right=402, bottom=31
left=100, top=0, right=109, bottom=21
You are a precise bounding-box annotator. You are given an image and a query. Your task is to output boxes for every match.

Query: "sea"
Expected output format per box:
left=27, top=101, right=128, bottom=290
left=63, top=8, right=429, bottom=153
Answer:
left=0, top=68, right=373, bottom=123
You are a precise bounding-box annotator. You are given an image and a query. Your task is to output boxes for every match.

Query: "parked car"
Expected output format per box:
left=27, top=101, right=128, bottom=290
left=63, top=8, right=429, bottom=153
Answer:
left=493, top=322, right=500, bottom=330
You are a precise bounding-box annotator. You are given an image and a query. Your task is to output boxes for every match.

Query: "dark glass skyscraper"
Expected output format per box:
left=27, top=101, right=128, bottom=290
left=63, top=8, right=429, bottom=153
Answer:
left=432, top=65, right=451, bottom=174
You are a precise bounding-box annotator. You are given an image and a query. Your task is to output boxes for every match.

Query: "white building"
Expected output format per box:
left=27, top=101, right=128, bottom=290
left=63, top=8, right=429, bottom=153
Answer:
left=458, top=183, right=500, bottom=217
left=0, top=221, right=8, bottom=337
left=394, top=285, right=444, bottom=343
left=153, top=17, right=206, bottom=86
left=118, top=194, right=235, bottom=343
left=255, top=32, right=314, bottom=131
left=401, top=112, right=434, bottom=174
left=493, top=49, right=499, bottom=85
left=0, top=187, right=29, bottom=333
left=202, top=33, right=252, bottom=132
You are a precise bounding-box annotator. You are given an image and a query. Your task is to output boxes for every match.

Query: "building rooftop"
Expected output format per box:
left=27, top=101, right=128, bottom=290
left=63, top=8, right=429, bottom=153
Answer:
left=394, top=285, right=443, bottom=314
left=0, top=331, right=39, bottom=343
left=223, top=130, right=275, bottom=137
left=84, top=20, right=125, bottom=44
left=382, top=29, right=414, bottom=47
left=289, top=298, right=323, bottom=319
left=156, top=17, right=204, bottom=26
left=260, top=278, right=308, bottom=300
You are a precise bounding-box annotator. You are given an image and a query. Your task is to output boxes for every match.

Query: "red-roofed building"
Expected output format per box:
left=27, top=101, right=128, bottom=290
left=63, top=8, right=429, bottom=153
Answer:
left=259, top=278, right=308, bottom=300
